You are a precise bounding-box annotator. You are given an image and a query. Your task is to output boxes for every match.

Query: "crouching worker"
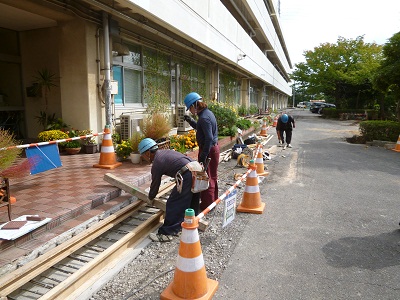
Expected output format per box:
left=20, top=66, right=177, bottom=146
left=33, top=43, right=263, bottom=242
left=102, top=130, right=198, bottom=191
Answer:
left=139, top=138, right=200, bottom=242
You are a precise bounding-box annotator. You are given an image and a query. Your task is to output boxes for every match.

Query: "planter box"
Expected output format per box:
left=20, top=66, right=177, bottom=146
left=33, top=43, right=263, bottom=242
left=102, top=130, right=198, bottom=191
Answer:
left=83, top=144, right=97, bottom=154
left=157, top=140, right=170, bottom=150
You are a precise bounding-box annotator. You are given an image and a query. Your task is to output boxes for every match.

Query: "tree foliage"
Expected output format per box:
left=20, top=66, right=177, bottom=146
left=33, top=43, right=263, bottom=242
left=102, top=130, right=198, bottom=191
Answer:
left=291, top=36, right=383, bottom=109
left=373, top=31, right=400, bottom=121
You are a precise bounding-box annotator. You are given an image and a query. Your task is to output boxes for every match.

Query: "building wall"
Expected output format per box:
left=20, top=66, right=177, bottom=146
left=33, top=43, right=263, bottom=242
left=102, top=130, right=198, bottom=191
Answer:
left=20, top=27, right=61, bottom=138
left=0, top=0, right=292, bottom=140
left=129, top=0, right=290, bottom=95
left=59, top=19, right=104, bottom=136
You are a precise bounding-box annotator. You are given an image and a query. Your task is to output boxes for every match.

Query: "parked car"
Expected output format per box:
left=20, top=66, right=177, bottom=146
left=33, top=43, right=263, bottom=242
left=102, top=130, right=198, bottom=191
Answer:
left=310, top=102, right=336, bottom=114
left=297, top=102, right=306, bottom=108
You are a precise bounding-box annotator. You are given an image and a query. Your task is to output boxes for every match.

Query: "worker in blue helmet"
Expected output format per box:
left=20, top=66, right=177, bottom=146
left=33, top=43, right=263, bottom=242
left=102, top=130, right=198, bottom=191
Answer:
left=276, top=113, right=295, bottom=150
left=183, top=92, right=220, bottom=211
left=138, top=138, right=200, bottom=242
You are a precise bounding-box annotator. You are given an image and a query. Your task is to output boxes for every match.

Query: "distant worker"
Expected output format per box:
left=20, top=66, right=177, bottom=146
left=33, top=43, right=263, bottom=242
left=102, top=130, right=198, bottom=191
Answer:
left=183, top=92, right=220, bottom=211
left=138, top=138, right=200, bottom=242
left=276, top=113, right=295, bottom=150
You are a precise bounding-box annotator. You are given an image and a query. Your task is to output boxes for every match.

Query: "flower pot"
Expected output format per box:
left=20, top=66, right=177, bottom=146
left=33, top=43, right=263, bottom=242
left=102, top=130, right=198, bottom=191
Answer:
left=84, top=144, right=97, bottom=154
left=65, top=147, right=81, bottom=155
left=130, top=153, right=141, bottom=164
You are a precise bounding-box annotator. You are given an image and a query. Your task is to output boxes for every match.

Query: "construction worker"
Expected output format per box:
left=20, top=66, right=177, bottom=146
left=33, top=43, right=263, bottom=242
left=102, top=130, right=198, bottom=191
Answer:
left=183, top=92, right=220, bottom=211
left=139, top=138, right=200, bottom=242
left=276, top=113, right=295, bottom=150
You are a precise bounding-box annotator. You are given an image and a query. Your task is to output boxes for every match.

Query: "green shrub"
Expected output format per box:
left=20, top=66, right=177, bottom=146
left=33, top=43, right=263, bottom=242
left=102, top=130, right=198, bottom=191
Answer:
left=208, top=102, right=238, bottom=136
left=252, top=120, right=261, bottom=129
left=249, top=105, right=259, bottom=115
left=116, top=140, right=132, bottom=159
left=219, top=126, right=237, bottom=137
left=322, top=108, right=339, bottom=118
left=63, top=140, right=81, bottom=148
left=37, top=130, right=69, bottom=142
left=238, top=105, right=249, bottom=117
left=359, top=121, right=400, bottom=142
left=236, top=118, right=252, bottom=130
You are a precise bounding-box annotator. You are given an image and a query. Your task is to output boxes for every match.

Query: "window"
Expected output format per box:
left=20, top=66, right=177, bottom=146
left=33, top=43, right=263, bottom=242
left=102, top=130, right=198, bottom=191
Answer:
left=112, top=44, right=142, bottom=106
left=180, top=61, right=206, bottom=101
left=220, top=72, right=240, bottom=106
left=250, top=86, right=258, bottom=106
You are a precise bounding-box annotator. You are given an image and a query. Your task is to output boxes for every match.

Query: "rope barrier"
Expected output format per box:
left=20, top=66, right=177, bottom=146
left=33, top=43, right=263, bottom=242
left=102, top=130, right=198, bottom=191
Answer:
left=0, top=132, right=104, bottom=151
left=196, top=143, right=262, bottom=221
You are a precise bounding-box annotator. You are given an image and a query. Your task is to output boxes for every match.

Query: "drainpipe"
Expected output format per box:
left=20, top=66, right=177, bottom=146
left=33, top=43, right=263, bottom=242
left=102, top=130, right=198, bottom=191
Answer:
left=102, top=11, right=112, bottom=127
left=96, top=27, right=105, bottom=105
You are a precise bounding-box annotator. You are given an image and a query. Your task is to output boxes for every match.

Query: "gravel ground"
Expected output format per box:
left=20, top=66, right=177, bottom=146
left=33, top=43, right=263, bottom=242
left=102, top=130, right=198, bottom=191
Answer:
left=91, top=150, right=268, bottom=300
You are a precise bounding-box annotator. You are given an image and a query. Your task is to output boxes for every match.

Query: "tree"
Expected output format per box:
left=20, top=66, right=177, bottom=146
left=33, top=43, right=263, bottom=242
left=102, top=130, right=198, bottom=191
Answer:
left=290, top=36, right=383, bottom=108
left=373, top=32, right=400, bottom=121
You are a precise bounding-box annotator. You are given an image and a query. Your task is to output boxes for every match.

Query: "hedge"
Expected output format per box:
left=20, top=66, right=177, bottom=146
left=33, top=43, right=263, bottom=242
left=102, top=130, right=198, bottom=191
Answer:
left=359, top=121, right=400, bottom=142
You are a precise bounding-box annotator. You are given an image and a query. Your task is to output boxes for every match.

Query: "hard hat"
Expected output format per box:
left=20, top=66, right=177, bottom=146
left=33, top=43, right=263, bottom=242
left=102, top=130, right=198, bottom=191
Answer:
left=281, top=114, right=289, bottom=123
left=138, top=138, right=158, bottom=154
left=184, top=92, right=202, bottom=111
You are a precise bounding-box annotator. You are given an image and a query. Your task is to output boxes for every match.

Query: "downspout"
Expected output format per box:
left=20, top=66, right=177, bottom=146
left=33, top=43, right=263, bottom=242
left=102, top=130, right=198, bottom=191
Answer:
left=96, top=27, right=105, bottom=105
left=175, top=63, right=180, bottom=127
left=102, top=11, right=112, bottom=127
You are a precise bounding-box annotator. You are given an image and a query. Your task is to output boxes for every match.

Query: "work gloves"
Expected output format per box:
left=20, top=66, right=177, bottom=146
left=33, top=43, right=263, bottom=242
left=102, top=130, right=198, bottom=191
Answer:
left=183, top=115, right=192, bottom=122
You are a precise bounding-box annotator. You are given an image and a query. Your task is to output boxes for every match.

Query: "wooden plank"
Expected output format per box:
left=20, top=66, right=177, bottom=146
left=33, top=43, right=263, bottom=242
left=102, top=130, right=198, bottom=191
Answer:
left=0, top=201, right=144, bottom=296
left=105, top=173, right=174, bottom=212
left=104, top=173, right=149, bottom=203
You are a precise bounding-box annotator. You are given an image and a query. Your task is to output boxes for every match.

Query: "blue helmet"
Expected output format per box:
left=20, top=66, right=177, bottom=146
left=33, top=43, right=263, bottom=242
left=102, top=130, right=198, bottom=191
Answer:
left=138, top=138, right=158, bottom=154
left=281, top=114, right=289, bottom=123
left=184, top=92, right=202, bottom=111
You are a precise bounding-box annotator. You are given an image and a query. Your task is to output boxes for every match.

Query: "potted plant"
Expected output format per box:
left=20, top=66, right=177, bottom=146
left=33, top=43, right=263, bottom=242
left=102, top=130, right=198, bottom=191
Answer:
left=62, top=128, right=82, bottom=155
left=142, top=113, right=171, bottom=149
left=130, top=131, right=144, bottom=164
left=115, top=140, right=132, bottom=161
left=64, top=140, right=82, bottom=155
left=80, top=129, right=98, bottom=154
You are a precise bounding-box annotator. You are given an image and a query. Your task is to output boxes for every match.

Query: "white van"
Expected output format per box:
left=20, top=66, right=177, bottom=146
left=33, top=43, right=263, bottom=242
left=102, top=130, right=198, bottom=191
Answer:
left=297, top=102, right=306, bottom=108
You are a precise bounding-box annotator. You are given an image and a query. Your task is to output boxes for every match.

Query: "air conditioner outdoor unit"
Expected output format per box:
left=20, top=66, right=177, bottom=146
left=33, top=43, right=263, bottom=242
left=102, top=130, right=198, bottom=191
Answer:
left=177, top=105, right=190, bottom=132
left=120, top=114, right=143, bottom=141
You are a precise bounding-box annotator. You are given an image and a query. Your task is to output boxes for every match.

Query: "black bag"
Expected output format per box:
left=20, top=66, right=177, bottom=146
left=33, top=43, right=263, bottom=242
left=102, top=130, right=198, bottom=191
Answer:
left=232, top=144, right=247, bottom=159
left=244, top=136, right=257, bottom=145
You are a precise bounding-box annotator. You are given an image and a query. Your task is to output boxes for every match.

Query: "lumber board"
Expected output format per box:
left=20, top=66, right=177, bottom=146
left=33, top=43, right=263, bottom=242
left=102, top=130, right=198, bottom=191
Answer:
left=104, top=173, right=174, bottom=211
left=104, top=173, right=149, bottom=202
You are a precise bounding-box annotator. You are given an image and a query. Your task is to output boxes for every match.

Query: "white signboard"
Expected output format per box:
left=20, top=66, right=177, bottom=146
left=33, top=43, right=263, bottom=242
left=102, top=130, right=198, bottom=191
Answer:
left=222, top=189, right=237, bottom=227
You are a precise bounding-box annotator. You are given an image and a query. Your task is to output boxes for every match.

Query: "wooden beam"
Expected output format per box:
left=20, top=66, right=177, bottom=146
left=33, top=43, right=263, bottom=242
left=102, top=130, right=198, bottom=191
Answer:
left=104, top=173, right=149, bottom=202
left=104, top=173, right=175, bottom=212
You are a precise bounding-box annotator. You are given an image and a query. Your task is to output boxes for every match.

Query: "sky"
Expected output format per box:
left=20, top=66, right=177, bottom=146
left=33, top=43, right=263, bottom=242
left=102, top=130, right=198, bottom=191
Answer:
left=278, top=0, right=400, bottom=67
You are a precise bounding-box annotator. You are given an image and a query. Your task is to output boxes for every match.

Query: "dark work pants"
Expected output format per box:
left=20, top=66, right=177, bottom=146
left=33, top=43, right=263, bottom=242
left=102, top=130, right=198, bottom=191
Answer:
left=199, top=144, right=220, bottom=211
left=158, top=171, right=200, bottom=236
left=279, top=129, right=293, bottom=144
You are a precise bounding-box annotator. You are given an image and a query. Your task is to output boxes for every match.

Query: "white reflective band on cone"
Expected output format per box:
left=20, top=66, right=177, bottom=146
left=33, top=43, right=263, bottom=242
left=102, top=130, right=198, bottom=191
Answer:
left=176, top=254, right=205, bottom=272
left=101, top=146, right=115, bottom=153
left=245, top=185, right=260, bottom=193
left=181, top=228, right=200, bottom=243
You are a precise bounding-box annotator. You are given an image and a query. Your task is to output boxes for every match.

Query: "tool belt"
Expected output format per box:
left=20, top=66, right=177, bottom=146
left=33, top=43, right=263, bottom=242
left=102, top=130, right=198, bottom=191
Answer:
left=175, top=161, right=209, bottom=194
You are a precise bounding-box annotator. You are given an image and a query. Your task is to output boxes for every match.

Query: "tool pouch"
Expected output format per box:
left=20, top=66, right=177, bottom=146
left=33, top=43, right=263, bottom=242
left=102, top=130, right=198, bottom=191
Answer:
left=191, top=171, right=209, bottom=193
left=184, top=161, right=209, bottom=193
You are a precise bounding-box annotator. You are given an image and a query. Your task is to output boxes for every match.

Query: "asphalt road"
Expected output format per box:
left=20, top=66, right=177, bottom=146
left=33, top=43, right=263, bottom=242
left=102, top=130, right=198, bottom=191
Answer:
left=215, top=109, right=400, bottom=300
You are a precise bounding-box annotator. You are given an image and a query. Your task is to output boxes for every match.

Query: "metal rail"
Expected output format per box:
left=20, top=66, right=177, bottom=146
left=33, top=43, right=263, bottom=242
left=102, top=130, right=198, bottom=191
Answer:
left=0, top=200, right=164, bottom=299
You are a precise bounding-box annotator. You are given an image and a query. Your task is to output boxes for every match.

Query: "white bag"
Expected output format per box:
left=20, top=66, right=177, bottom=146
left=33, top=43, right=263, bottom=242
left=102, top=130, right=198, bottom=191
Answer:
left=191, top=171, right=209, bottom=193
left=184, top=161, right=209, bottom=193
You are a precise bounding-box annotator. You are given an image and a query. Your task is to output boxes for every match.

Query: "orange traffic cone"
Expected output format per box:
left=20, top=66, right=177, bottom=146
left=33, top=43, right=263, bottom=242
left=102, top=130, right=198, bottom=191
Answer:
left=392, top=134, right=400, bottom=152
left=259, top=119, right=268, bottom=137
left=237, top=159, right=265, bottom=214
left=161, top=209, right=218, bottom=300
left=272, top=115, right=278, bottom=127
left=93, top=125, right=122, bottom=170
left=255, top=143, right=269, bottom=177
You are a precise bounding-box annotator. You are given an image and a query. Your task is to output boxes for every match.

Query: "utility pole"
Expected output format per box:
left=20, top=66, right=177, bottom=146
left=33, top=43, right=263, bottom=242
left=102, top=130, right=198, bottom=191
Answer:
left=292, top=82, right=295, bottom=107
